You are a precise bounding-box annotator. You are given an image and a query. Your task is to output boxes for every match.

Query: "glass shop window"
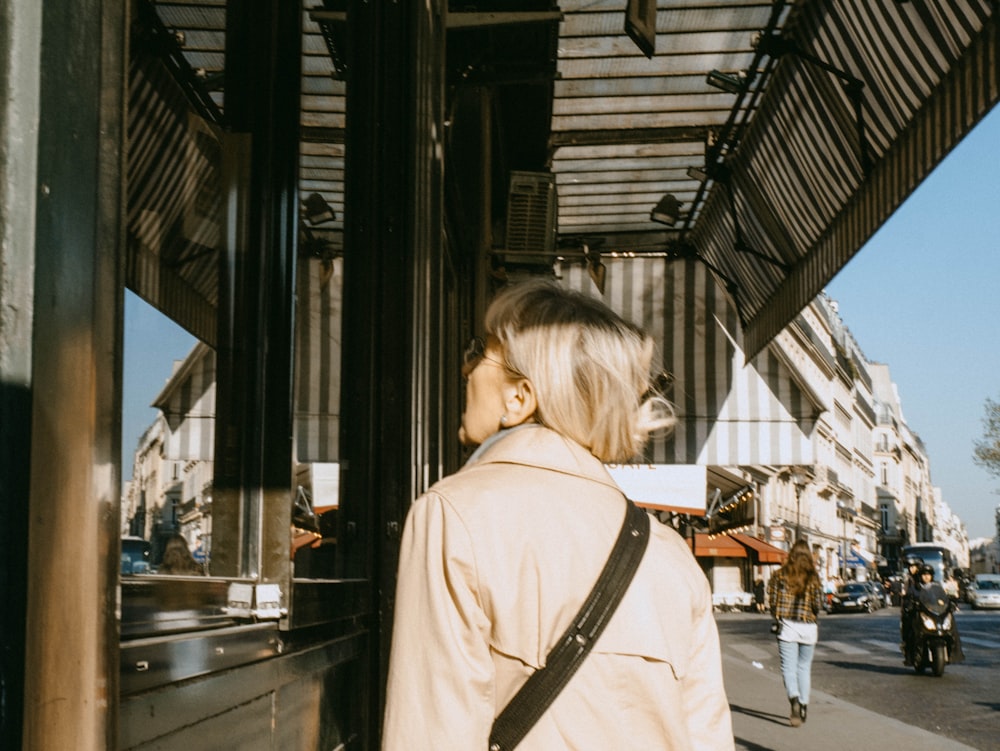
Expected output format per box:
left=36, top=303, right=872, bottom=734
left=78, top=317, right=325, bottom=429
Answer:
left=123, top=44, right=227, bottom=580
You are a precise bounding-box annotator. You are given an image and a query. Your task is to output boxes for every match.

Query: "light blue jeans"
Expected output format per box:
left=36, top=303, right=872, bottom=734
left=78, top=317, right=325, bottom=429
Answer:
left=777, top=638, right=815, bottom=705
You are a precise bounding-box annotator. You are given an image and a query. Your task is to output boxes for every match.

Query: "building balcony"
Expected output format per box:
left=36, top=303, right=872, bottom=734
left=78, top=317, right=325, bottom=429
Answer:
left=812, top=464, right=839, bottom=496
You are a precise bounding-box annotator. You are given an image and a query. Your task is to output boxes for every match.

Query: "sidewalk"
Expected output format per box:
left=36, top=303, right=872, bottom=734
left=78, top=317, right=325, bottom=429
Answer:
left=722, top=652, right=977, bottom=751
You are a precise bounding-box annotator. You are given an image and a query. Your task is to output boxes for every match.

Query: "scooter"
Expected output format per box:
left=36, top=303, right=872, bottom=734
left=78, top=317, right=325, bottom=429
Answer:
left=903, top=581, right=959, bottom=677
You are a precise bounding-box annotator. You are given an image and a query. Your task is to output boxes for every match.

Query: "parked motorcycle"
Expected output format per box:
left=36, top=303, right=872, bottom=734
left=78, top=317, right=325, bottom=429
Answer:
left=903, top=581, right=959, bottom=676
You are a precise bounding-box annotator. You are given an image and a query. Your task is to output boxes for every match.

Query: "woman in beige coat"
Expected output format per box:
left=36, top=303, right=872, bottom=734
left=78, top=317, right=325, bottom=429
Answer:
left=383, top=281, right=734, bottom=750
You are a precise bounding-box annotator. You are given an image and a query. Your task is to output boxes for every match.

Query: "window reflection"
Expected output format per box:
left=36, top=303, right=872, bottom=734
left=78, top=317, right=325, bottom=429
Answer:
left=120, top=4, right=347, bottom=597
left=121, top=292, right=213, bottom=575
left=291, top=249, right=344, bottom=580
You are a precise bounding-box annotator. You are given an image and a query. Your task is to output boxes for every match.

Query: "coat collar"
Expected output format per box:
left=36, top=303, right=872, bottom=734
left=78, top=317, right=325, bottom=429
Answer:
left=464, top=424, right=622, bottom=493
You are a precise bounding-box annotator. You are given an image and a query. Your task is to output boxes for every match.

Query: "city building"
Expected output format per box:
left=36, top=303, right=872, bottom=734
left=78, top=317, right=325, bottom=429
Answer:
left=123, top=343, right=215, bottom=568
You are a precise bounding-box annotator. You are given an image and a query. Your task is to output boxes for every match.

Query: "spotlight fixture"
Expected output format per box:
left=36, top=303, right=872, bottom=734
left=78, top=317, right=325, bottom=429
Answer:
left=706, top=69, right=747, bottom=95
left=650, top=194, right=682, bottom=226
left=686, top=166, right=708, bottom=183
left=303, top=192, right=336, bottom=226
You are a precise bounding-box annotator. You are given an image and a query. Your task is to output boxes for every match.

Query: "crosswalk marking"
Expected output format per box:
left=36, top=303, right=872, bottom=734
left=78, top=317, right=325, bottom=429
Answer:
left=819, top=640, right=870, bottom=654
left=959, top=636, right=1000, bottom=648
left=724, top=623, right=1000, bottom=660
left=862, top=639, right=900, bottom=652
left=732, top=636, right=1000, bottom=658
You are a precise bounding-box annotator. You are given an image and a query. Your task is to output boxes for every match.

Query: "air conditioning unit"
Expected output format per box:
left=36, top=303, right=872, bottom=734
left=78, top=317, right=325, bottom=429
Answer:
left=501, top=171, right=557, bottom=273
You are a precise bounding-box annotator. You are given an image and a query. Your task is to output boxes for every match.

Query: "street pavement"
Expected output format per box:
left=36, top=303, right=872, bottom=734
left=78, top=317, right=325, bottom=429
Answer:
left=722, top=650, right=978, bottom=751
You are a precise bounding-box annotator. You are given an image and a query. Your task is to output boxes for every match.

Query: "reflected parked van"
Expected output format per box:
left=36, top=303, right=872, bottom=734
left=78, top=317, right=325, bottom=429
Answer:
left=121, top=536, right=151, bottom=574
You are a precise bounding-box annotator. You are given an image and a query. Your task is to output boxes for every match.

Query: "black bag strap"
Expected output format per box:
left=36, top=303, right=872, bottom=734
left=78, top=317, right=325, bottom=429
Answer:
left=488, top=500, right=650, bottom=751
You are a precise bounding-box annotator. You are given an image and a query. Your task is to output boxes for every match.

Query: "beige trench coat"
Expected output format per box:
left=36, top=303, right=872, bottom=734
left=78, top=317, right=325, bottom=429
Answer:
left=383, top=425, right=734, bottom=750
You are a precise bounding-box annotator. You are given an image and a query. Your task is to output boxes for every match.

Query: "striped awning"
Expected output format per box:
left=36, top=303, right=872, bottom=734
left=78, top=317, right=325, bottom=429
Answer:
left=126, top=51, right=223, bottom=347
left=294, top=256, right=342, bottom=463
left=562, top=255, right=818, bottom=466
left=131, top=1, right=998, bottom=365
left=550, top=0, right=998, bottom=356
left=682, top=1, right=999, bottom=355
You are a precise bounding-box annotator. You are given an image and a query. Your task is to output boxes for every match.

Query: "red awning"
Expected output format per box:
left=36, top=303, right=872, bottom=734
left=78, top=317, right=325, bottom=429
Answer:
left=686, top=532, right=787, bottom=563
left=731, top=533, right=787, bottom=565
left=688, top=533, right=747, bottom=558
left=636, top=500, right=706, bottom=517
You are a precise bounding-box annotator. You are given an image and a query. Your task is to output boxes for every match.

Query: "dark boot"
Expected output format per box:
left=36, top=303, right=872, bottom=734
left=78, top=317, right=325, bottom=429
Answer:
left=789, top=698, right=802, bottom=727
left=799, top=703, right=807, bottom=723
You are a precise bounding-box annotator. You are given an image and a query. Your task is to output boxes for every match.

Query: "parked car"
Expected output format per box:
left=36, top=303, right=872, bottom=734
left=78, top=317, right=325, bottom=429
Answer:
left=829, top=582, right=878, bottom=613
left=967, top=574, right=1000, bottom=610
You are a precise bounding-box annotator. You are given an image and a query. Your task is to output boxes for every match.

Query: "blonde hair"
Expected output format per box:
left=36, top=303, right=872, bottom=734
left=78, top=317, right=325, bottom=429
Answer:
left=484, top=280, right=674, bottom=462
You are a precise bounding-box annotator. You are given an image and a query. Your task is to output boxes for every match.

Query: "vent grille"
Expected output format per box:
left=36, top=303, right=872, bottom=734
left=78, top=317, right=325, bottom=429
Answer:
left=505, top=171, right=556, bottom=258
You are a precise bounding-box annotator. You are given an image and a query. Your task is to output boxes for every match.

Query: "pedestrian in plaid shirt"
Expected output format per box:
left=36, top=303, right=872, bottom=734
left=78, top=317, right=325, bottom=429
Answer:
left=767, top=539, right=823, bottom=728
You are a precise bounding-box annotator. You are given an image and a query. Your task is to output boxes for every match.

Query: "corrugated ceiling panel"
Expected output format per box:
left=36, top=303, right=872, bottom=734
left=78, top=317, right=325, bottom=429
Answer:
left=551, top=1, right=779, bottom=241
left=137, top=0, right=996, bottom=357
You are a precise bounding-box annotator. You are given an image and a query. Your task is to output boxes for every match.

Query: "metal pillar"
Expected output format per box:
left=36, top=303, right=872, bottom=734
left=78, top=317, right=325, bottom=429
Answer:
left=212, top=0, right=301, bottom=580
left=21, top=0, right=127, bottom=747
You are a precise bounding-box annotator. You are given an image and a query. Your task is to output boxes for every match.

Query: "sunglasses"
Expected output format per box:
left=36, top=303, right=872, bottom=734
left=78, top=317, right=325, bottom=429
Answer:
left=640, top=371, right=673, bottom=402
left=462, top=336, right=505, bottom=379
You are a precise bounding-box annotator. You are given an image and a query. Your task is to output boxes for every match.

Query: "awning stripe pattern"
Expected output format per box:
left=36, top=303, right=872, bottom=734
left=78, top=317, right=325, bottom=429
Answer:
left=716, top=2, right=999, bottom=356
left=551, top=0, right=781, bottom=240
left=747, top=2, right=1000, bottom=354
left=126, top=52, right=221, bottom=346
left=294, top=257, right=342, bottom=463
left=749, top=16, right=998, bottom=355
left=561, top=256, right=815, bottom=466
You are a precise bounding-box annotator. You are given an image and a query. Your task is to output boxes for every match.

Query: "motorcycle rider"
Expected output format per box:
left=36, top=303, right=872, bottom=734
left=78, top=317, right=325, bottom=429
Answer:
left=899, top=557, right=924, bottom=665
left=902, top=563, right=965, bottom=666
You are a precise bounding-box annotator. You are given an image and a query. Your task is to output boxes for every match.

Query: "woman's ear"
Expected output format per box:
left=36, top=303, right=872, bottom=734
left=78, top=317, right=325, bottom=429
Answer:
left=501, top=377, right=537, bottom=427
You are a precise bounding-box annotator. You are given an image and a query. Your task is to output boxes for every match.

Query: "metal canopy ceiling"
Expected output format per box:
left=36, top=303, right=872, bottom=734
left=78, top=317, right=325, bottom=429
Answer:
left=137, top=0, right=998, bottom=355
left=549, top=0, right=998, bottom=354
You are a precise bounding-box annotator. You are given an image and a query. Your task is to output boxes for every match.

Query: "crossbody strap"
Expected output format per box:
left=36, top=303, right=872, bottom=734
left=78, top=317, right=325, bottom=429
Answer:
left=488, top=500, right=651, bottom=751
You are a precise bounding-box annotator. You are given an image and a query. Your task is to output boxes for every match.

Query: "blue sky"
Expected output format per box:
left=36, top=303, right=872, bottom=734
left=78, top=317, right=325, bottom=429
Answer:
left=825, top=105, right=1000, bottom=541
left=122, top=291, right=196, bottom=480
left=123, top=107, right=1000, bottom=540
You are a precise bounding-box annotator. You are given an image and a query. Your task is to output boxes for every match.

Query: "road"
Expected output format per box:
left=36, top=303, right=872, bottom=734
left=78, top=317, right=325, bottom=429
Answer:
left=715, top=606, right=1000, bottom=750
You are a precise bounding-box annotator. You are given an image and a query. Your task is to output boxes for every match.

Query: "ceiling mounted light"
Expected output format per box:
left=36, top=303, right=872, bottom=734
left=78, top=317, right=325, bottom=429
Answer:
left=706, top=69, right=747, bottom=94
left=686, top=166, right=708, bottom=183
left=650, top=194, right=682, bottom=226
left=303, top=192, right=336, bottom=226
left=624, top=0, right=656, bottom=59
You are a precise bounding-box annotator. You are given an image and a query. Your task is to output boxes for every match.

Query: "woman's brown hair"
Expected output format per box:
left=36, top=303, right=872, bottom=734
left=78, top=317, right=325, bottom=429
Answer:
left=781, top=539, right=820, bottom=596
